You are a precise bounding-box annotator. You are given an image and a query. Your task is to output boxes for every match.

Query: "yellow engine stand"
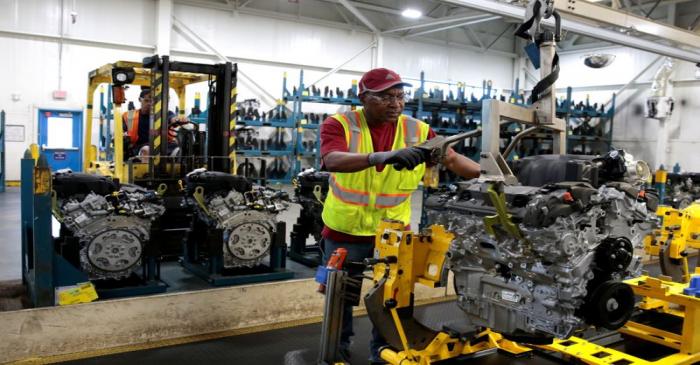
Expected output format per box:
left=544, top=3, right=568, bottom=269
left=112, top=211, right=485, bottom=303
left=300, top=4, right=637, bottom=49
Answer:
left=380, top=329, right=531, bottom=365
left=540, top=274, right=700, bottom=365
left=644, top=202, right=700, bottom=282
left=367, top=220, right=531, bottom=365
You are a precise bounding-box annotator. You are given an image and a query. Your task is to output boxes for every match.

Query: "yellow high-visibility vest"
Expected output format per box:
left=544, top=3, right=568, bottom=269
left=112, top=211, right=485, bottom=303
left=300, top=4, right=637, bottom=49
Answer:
left=321, top=109, right=430, bottom=236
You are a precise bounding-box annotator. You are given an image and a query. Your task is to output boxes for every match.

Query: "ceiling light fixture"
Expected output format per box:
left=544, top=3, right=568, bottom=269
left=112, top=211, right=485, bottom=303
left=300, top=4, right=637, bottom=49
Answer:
left=583, top=54, right=616, bottom=68
left=401, top=8, right=422, bottom=19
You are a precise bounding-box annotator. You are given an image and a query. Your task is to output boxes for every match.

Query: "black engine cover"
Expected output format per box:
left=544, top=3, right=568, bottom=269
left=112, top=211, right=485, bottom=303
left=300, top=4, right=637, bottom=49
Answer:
left=52, top=172, right=119, bottom=200
left=185, top=170, right=252, bottom=197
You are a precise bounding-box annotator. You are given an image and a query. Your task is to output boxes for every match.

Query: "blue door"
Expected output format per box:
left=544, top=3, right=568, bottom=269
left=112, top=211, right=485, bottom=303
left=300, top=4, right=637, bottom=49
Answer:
left=38, top=109, right=83, bottom=172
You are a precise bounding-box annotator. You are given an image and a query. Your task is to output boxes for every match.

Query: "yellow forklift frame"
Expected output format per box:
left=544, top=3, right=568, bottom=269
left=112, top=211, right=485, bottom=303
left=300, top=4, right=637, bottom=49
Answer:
left=83, top=60, right=225, bottom=182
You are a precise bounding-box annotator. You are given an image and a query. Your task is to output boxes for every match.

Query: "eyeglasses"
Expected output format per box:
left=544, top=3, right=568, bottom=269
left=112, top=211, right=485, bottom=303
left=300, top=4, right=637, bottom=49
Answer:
left=367, top=92, right=410, bottom=104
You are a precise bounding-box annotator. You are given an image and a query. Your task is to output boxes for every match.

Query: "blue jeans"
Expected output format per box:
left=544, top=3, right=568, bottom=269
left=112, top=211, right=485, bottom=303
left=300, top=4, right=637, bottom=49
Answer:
left=321, top=237, right=387, bottom=361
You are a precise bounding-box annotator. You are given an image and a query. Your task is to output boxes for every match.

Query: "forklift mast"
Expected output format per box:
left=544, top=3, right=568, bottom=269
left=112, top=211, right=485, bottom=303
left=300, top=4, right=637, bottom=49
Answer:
left=143, top=55, right=238, bottom=174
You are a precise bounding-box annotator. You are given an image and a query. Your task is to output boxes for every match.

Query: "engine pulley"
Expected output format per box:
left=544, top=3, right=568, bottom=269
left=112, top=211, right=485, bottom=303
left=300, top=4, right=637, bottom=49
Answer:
left=595, top=237, right=634, bottom=274
left=582, top=280, right=635, bottom=330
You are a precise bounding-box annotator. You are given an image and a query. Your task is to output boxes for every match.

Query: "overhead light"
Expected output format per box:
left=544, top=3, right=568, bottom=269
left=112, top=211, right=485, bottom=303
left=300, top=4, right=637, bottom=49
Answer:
left=583, top=54, right=616, bottom=68
left=401, top=8, right=422, bottom=19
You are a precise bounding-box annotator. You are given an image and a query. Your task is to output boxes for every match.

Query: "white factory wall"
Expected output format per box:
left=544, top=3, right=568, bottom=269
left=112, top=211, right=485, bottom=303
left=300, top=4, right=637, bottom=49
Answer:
left=0, top=0, right=515, bottom=181
left=557, top=46, right=700, bottom=171
left=0, top=0, right=157, bottom=182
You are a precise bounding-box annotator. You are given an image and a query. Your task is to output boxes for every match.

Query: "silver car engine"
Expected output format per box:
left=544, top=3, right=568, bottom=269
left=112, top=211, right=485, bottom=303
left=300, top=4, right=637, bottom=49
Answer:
left=186, top=170, right=289, bottom=268
left=58, top=185, right=165, bottom=280
left=425, top=153, right=658, bottom=341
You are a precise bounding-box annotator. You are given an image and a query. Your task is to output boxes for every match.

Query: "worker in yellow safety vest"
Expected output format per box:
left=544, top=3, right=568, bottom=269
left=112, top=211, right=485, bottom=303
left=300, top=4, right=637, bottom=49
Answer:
left=318, top=67, right=481, bottom=363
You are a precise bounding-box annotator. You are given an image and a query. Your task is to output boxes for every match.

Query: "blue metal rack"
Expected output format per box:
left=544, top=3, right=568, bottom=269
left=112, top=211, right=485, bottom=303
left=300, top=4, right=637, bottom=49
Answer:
left=229, top=76, right=299, bottom=184
left=276, top=71, right=616, bottom=183
left=283, top=69, right=361, bottom=175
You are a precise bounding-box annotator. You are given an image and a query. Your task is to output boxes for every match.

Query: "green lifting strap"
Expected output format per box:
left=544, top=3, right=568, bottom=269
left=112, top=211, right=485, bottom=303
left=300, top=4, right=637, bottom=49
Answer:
left=51, top=190, right=64, bottom=222
left=313, top=184, right=324, bottom=205
left=193, top=186, right=211, bottom=217
left=483, top=182, right=525, bottom=241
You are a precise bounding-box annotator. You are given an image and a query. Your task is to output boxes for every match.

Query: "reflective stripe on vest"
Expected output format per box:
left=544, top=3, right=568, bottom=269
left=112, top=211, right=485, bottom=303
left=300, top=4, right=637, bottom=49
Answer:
left=334, top=113, right=421, bottom=152
left=375, top=192, right=410, bottom=208
left=402, top=116, right=420, bottom=147
left=334, top=112, right=363, bottom=153
left=328, top=175, right=369, bottom=206
left=124, top=110, right=140, bottom=144
left=126, top=110, right=137, bottom=131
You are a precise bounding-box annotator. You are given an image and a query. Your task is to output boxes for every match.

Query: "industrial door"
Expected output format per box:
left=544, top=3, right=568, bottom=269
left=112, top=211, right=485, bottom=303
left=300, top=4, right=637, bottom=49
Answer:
left=38, top=109, right=83, bottom=172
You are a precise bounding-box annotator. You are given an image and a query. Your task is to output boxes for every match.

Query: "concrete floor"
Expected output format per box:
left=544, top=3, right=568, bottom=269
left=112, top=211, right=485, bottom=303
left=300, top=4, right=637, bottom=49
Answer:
left=0, top=187, right=21, bottom=281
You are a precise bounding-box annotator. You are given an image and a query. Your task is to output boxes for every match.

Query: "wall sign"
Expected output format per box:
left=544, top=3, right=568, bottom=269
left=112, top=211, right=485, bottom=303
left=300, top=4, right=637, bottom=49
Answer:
left=6, top=125, right=25, bottom=142
left=54, top=152, right=67, bottom=160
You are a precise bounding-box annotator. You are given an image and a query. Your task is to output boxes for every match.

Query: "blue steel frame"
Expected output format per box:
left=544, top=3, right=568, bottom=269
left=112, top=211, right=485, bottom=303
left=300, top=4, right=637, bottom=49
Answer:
left=20, top=151, right=167, bottom=307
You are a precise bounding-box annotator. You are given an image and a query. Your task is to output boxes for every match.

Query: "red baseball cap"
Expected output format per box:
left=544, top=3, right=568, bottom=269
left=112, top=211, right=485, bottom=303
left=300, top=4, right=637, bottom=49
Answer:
left=358, top=68, right=412, bottom=95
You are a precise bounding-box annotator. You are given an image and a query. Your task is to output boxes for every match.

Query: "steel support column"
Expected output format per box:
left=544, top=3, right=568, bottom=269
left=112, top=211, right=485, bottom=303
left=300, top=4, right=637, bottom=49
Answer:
left=156, top=0, right=173, bottom=56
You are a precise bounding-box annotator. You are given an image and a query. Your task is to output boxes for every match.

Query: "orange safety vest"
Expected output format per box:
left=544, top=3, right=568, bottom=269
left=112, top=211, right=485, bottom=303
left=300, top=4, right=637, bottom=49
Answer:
left=123, top=110, right=140, bottom=145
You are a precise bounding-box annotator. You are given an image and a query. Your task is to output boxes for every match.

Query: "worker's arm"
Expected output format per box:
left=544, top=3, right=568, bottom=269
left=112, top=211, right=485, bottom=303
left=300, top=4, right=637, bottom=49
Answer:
left=443, top=148, right=481, bottom=179
left=321, top=118, right=373, bottom=172
left=323, top=148, right=426, bottom=173
left=322, top=151, right=372, bottom=172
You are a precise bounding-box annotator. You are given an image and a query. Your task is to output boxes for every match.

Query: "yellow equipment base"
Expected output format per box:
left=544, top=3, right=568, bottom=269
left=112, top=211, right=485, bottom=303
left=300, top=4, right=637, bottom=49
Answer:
left=539, top=275, right=700, bottom=365
left=380, top=328, right=531, bottom=365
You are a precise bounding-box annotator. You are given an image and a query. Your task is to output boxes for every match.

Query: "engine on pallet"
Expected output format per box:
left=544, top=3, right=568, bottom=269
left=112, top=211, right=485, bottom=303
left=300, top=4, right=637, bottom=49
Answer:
left=288, top=169, right=329, bottom=266
left=425, top=151, right=658, bottom=342
left=293, top=169, right=329, bottom=240
left=53, top=172, right=165, bottom=280
left=184, top=169, right=289, bottom=268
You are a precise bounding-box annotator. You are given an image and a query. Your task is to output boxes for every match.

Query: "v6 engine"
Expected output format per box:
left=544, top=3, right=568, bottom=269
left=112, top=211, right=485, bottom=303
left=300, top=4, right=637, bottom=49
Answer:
left=53, top=172, right=165, bottom=280
left=425, top=154, right=658, bottom=341
left=185, top=170, right=289, bottom=268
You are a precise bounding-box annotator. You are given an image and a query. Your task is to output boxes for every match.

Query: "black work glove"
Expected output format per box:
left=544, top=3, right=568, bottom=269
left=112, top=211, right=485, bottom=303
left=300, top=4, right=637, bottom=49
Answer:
left=368, top=146, right=428, bottom=170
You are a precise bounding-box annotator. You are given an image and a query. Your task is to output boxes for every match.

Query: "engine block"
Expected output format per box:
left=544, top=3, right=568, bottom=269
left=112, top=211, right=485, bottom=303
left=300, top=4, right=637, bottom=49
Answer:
left=186, top=170, right=289, bottom=268
left=58, top=185, right=165, bottom=280
left=426, top=180, right=657, bottom=340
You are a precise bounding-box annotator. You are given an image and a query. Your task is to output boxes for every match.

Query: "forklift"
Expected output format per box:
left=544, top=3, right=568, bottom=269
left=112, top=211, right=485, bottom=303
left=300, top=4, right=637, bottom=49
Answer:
left=82, top=56, right=240, bottom=259
left=21, top=56, right=248, bottom=305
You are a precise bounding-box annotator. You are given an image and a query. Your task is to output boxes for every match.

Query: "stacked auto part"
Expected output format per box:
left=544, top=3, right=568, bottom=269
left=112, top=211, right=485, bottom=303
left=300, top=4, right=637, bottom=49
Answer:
left=425, top=153, right=658, bottom=341
left=185, top=169, right=289, bottom=269
left=53, top=172, right=165, bottom=280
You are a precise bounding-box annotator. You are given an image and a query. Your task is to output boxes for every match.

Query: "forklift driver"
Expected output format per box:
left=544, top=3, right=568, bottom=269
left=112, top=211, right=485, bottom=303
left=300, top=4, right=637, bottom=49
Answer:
left=123, top=89, right=193, bottom=158
left=122, top=89, right=152, bottom=156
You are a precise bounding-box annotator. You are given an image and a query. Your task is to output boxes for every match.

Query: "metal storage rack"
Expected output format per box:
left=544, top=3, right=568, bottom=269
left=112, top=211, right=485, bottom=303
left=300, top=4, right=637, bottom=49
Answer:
left=272, top=71, right=616, bottom=184
left=283, top=70, right=361, bottom=175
